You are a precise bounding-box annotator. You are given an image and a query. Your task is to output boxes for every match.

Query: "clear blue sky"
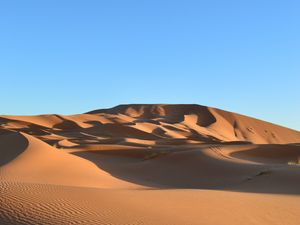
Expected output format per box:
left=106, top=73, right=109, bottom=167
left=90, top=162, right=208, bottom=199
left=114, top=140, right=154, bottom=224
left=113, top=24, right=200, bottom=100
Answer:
left=0, top=1, right=299, bottom=130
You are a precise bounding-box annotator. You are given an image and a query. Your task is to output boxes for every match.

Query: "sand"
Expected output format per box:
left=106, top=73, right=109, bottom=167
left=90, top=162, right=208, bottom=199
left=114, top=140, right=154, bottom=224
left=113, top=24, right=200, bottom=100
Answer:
left=1, top=104, right=300, bottom=224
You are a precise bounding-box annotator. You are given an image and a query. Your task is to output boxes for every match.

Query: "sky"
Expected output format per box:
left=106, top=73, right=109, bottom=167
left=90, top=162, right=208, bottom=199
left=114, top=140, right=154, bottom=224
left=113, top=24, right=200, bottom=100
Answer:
left=0, top=1, right=299, bottom=130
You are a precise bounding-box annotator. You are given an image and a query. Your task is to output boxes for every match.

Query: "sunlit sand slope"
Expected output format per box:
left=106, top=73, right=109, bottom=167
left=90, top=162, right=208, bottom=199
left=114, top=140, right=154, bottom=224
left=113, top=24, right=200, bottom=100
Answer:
left=1, top=104, right=300, bottom=224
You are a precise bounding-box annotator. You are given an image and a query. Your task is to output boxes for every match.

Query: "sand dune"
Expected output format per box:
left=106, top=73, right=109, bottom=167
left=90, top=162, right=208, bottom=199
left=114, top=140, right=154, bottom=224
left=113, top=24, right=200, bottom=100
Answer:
left=1, top=104, right=300, bottom=224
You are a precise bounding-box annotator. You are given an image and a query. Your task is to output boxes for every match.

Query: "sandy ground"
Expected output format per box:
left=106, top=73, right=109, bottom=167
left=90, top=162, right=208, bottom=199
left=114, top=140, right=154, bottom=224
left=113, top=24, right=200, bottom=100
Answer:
left=1, top=104, right=300, bottom=224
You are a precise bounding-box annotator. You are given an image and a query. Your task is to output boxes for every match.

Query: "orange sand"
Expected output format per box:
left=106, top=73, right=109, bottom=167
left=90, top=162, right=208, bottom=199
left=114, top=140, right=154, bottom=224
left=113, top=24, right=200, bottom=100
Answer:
left=1, top=104, right=300, bottom=224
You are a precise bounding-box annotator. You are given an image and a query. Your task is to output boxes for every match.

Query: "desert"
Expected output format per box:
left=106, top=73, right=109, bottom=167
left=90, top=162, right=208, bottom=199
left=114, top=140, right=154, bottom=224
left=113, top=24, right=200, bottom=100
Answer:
left=1, top=104, right=300, bottom=224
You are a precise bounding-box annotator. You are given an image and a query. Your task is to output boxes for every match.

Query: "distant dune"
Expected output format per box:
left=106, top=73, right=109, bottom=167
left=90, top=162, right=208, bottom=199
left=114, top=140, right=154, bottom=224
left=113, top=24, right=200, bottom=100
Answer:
left=1, top=104, right=300, bottom=224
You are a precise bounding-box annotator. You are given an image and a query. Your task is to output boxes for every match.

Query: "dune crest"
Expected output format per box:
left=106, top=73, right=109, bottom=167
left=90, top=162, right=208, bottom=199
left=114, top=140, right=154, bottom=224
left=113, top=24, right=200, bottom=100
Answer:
left=88, top=104, right=300, bottom=144
left=1, top=104, right=300, bottom=224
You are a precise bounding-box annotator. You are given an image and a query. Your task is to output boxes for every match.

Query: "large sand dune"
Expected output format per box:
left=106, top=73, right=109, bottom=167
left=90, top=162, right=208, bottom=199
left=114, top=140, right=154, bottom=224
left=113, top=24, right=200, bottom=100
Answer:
left=1, top=104, right=300, bottom=224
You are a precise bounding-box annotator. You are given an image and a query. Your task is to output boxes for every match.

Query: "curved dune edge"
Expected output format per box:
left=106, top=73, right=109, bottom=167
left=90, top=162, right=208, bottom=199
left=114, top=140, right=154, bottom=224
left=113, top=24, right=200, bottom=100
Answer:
left=69, top=144, right=300, bottom=194
left=0, top=129, right=28, bottom=167
left=88, top=104, right=300, bottom=144
left=1, top=104, right=300, bottom=146
left=0, top=132, right=139, bottom=189
left=1, top=104, right=300, bottom=225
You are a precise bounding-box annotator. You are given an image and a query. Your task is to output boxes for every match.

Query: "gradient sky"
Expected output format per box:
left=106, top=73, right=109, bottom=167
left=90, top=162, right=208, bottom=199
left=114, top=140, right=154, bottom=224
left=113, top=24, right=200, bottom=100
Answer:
left=0, top=1, right=299, bottom=130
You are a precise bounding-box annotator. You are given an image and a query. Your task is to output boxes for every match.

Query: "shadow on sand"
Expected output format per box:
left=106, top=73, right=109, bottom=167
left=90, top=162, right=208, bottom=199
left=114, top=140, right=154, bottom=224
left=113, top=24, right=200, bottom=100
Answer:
left=72, top=146, right=300, bottom=195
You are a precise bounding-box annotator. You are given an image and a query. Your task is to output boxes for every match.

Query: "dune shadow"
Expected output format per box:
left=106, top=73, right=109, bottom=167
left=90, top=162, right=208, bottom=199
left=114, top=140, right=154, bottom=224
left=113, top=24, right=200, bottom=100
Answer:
left=71, top=146, right=300, bottom=195
left=230, top=144, right=300, bottom=164
left=0, top=130, right=29, bottom=166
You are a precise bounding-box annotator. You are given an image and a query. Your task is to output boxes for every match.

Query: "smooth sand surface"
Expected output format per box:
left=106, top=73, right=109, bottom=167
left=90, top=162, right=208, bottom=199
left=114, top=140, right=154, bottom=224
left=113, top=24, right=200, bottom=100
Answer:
left=1, top=104, right=300, bottom=224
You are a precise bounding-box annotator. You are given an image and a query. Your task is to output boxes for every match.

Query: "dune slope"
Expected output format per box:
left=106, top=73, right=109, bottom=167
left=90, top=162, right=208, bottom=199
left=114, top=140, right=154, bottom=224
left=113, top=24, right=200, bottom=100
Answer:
left=1, top=104, right=300, bottom=224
